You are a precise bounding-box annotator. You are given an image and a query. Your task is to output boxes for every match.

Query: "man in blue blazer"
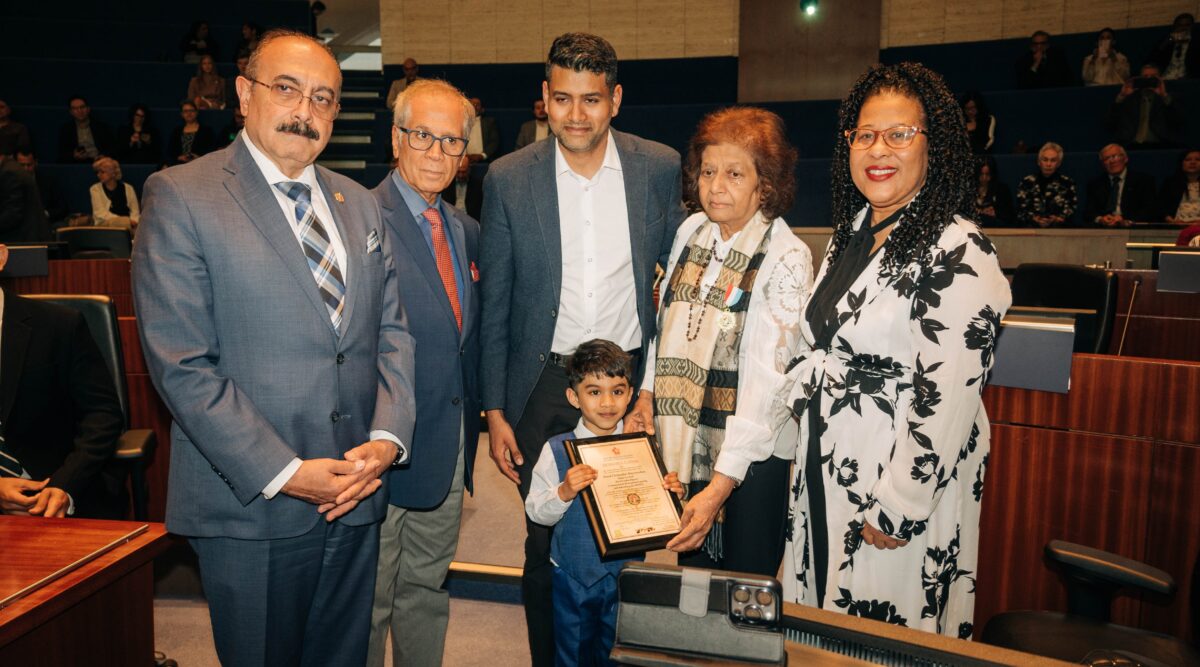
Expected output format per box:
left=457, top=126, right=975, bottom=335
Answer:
left=133, top=31, right=416, bottom=666
left=479, top=32, right=687, bottom=665
left=366, top=79, right=481, bottom=667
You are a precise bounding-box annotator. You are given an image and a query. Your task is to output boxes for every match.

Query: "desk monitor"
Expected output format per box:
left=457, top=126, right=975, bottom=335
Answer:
left=1157, top=251, right=1200, bottom=293
left=1150, top=245, right=1200, bottom=270
left=0, top=245, right=49, bottom=278
left=989, top=311, right=1077, bottom=394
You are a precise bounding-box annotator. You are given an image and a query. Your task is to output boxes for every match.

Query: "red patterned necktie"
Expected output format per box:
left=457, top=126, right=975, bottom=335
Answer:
left=422, top=206, right=462, bottom=330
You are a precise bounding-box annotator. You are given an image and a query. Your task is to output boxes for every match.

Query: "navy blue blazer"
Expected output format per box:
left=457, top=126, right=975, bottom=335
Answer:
left=373, top=175, right=481, bottom=508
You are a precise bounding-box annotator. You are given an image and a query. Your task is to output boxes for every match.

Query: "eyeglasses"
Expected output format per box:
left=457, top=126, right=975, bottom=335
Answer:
left=396, top=126, right=468, bottom=157
left=246, top=78, right=340, bottom=120
left=844, top=125, right=926, bottom=150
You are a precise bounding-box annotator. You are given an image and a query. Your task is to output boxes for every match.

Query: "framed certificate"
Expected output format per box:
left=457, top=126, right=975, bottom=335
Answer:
left=565, top=431, right=683, bottom=558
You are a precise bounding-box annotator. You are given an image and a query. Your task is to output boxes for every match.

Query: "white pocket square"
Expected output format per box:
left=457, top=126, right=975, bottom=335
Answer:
left=366, top=229, right=381, bottom=253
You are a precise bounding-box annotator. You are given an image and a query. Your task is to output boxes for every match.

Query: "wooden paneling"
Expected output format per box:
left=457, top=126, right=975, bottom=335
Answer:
left=976, top=425, right=1155, bottom=634
left=0, top=259, right=133, bottom=316
left=1157, top=362, right=1200, bottom=445
left=1107, top=270, right=1200, bottom=362
left=1142, top=442, right=1200, bottom=644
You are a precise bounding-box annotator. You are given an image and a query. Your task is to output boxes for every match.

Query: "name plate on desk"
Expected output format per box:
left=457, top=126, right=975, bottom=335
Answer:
left=989, top=312, right=1076, bottom=393
left=1157, top=251, right=1200, bottom=293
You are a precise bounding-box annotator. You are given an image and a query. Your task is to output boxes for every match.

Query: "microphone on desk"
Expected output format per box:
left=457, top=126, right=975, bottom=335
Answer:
left=1115, top=274, right=1143, bottom=357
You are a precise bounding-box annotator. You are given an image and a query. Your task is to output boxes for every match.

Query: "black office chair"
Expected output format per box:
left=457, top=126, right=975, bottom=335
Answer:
left=1010, top=263, right=1118, bottom=354
left=55, top=226, right=133, bottom=260
left=26, top=294, right=156, bottom=520
left=982, top=540, right=1200, bottom=666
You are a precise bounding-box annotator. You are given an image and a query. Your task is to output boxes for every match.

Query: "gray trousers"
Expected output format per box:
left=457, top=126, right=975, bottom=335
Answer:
left=367, top=441, right=465, bottom=667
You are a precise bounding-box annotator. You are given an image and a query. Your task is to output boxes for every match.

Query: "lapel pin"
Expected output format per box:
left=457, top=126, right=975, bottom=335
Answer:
left=334, top=192, right=345, bottom=203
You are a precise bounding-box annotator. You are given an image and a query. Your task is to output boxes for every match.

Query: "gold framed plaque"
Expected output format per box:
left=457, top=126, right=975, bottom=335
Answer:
left=564, top=432, right=683, bottom=558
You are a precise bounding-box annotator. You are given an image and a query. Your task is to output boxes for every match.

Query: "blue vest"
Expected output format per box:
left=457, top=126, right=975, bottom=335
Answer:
left=548, top=432, right=639, bottom=588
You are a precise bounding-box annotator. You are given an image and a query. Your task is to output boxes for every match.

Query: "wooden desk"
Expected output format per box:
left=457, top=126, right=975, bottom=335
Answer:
left=0, top=517, right=169, bottom=664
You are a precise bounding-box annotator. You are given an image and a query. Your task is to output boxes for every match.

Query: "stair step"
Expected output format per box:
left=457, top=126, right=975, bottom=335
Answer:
left=318, top=159, right=367, bottom=170
left=329, top=135, right=371, bottom=144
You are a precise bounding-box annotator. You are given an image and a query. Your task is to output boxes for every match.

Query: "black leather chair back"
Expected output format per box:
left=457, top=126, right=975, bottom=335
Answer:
left=24, top=294, right=129, bottom=427
left=55, top=226, right=133, bottom=260
left=1010, top=263, right=1118, bottom=354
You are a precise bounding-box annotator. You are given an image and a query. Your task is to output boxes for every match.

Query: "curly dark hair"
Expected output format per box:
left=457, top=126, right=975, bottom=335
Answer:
left=828, top=62, right=975, bottom=273
left=565, top=339, right=633, bottom=388
left=682, top=106, right=797, bottom=221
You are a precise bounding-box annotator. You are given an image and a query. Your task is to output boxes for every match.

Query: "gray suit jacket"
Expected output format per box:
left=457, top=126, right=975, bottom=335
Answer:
left=479, top=129, right=686, bottom=424
left=132, top=138, right=416, bottom=539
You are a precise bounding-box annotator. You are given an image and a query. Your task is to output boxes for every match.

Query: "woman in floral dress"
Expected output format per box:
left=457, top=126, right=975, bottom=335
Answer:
left=784, top=62, right=1011, bottom=638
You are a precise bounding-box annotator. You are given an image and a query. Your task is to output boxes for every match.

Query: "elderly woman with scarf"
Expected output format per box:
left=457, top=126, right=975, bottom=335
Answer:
left=627, top=106, right=813, bottom=576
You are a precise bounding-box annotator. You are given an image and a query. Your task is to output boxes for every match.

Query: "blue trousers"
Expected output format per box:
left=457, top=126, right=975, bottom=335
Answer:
left=552, top=566, right=619, bottom=667
left=190, top=520, right=380, bottom=667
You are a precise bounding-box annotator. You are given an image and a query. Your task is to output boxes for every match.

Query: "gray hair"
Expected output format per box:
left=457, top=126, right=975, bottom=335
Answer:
left=1100, top=143, right=1127, bottom=159
left=93, top=156, right=122, bottom=180
left=1038, top=142, right=1064, bottom=160
left=391, top=79, right=476, bottom=139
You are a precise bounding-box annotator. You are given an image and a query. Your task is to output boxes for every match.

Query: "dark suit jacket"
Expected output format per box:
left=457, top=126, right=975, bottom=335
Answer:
left=441, top=170, right=483, bottom=221
left=1107, top=90, right=1184, bottom=147
left=1, top=290, right=124, bottom=518
left=1152, top=32, right=1200, bottom=79
left=514, top=120, right=552, bottom=151
left=1084, top=169, right=1157, bottom=224
left=479, top=130, right=687, bottom=424
left=1158, top=173, right=1200, bottom=221
left=478, top=115, right=500, bottom=160
left=57, top=119, right=116, bottom=163
left=0, top=157, right=50, bottom=242
left=374, top=177, right=482, bottom=508
left=1015, top=47, right=1073, bottom=88
left=167, top=124, right=218, bottom=164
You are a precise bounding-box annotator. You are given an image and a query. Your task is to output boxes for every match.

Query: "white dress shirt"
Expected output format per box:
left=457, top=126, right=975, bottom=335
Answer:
left=525, top=418, right=622, bottom=529
left=467, top=121, right=487, bottom=160
left=241, top=132, right=406, bottom=499
left=552, top=131, right=640, bottom=354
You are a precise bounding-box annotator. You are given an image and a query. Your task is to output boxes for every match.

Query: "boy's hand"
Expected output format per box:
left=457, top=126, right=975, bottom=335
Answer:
left=557, top=464, right=597, bottom=502
left=663, top=471, right=685, bottom=499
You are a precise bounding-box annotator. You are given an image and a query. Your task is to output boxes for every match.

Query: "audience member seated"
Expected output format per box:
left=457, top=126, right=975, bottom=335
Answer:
left=1152, top=13, right=1198, bottom=80
left=960, top=91, right=995, bottom=153
left=0, top=153, right=50, bottom=242
left=58, top=95, right=115, bottom=164
left=1160, top=148, right=1200, bottom=224
left=1084, top=144, right=1157, bottom=226
left=1108, top=63, right=1185, bottom=149
left=235, top=22, right=262, bottom=58
left=1017, top=141, right=1077, bottom=227
left=219, top=108, right=245, bottom=148
left=1082, top=27, right=1130, bottom=86
left=1015, top=30, right=1073, bottom=89
left=89, top=157, right=139, bottom=231
left=386, top=57, right=420, bottom=110
left=466, top=97, right=500, bottom=163
left=975, top=155, right=1015, bottom=227
left=0, top=244, right=125, bottom=520
left=181, top=20, right=217, bottom=63
left=188, top=55, right=226, bottom=110
left=0, top=99, right=31, bottom=157
left=117, top=104, right=160, bottom=164
left=441, top=158, right=483, bottom=220
left=514, top=99, right=552, bottom=150
left=168, top=101, right=216, bottom=165
left=16, top=150, right=70, bottom=226
left=228, top=53, right=250, bottom=108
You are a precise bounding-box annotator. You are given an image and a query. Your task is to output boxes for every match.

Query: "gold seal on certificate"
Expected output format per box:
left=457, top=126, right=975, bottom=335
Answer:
left=565, top=432, right=683, bottom=558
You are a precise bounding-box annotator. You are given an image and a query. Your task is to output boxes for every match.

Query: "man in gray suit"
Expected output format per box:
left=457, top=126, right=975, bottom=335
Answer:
left=513, top=99, right=551, bottom=151
left=367, top=79, right=481, bottom=667
left=479, top=32, right=686, bottom=665
left=133, top=30, right=416, bottom=666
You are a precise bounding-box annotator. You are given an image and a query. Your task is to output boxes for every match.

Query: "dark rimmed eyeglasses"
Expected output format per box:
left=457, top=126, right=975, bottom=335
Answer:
left=844, top=125, right=926, bottom=150
left=246, top=78, right=340, bottom=120
left=396, top=126, right=469, bottom=157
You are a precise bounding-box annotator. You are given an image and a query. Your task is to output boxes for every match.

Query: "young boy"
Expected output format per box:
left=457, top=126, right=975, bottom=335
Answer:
left=526, top=339, right=685, bottom=666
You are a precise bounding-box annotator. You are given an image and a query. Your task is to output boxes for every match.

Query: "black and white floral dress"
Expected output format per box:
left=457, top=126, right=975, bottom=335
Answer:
left=783, top=207, right=1010, bottom=638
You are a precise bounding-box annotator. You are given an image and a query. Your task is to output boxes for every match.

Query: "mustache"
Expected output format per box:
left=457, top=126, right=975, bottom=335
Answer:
left=275, top=120, right=320, bottom=140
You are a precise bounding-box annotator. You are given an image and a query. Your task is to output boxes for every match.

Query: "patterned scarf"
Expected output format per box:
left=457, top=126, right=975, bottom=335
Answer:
left=654, top=215, right=773, bottom=485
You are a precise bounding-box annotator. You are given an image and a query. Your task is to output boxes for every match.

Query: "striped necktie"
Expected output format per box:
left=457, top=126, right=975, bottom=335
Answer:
left=0, top=432, right=26, bottom=479
left=275, top=181, right=346, bottom=330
